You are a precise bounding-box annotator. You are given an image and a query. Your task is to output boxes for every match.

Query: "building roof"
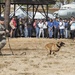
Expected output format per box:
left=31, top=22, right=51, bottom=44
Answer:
left=0, top=0, right=56, bottom=5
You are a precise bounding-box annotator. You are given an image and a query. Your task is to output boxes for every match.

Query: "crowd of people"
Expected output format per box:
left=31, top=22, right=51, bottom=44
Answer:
left=9, top=16, right=75, bottom=39
left=0, top=16, right=75, bottom=55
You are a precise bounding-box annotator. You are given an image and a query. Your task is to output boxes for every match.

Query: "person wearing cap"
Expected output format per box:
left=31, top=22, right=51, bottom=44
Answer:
left=0, top=16, right=9, bottom=55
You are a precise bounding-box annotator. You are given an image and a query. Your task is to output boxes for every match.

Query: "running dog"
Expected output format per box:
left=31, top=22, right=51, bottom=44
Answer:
left=45, top=41, right=65, bottom=55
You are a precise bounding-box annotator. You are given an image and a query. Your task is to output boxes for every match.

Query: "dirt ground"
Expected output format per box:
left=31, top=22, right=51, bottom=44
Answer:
left=0, top=38, right=75, bottom=75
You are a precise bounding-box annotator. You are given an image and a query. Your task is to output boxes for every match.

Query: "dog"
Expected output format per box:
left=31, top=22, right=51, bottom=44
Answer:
left=45, top=41, right=65, bottom=55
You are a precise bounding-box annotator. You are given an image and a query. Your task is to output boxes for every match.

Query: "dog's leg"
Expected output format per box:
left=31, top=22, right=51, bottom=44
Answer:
left=47, top=50, right=51, bottom=56
left=53, top=51, right=56, bottom=56
left=50, top=50, right=52, bottom=55
left=0, top=49, right=2, bottom=56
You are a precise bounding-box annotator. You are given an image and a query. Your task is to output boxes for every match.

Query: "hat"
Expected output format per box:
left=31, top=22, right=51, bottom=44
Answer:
left=0, top=17, right=4, bottom=21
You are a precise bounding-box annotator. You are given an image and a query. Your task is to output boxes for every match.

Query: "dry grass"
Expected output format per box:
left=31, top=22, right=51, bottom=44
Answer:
left=0, top=38, right=75, bottom=75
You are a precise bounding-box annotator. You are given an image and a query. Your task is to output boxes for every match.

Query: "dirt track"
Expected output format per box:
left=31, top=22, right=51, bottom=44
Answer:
left=0, top=38, right=75, bottom=75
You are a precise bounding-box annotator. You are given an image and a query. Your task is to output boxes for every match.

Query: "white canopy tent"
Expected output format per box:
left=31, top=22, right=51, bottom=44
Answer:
left=34, top=12, right=55, bottom=19
left=10, top=6, right=54, bottom=19
left=10, top=6, right=33, bottom=18
left=34, top=12, right=45, bottom=19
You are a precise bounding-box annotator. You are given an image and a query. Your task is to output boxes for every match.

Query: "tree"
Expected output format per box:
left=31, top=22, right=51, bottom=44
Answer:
left=4, top=0, right=10, bottom=29
left=56, top=0, right=74, bottom=4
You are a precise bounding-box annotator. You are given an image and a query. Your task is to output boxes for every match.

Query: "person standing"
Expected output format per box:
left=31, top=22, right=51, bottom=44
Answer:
left=64, top=19, right=69, bottom=38
left=27, top=18, right=32, bottom=37
left=24, top=20, right=28, bottom=37
left=47, top=18, right=54, bottom=38
left=59, top=18, right=65, bottom=38
left=33, top=19, right=39, bottom=38
left=70, top=17, right=75, bottom=39
left=18, top=18, right=24, bottom=37
left=43, top=19, right=48, bottom=38
left=9, top=16, right=17, bottom=38
left=38, top=20, right=44, bottom=38
left=54, top=17, right=59, bottom=39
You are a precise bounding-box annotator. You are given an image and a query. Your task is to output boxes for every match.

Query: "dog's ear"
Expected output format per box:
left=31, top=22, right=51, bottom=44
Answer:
left=56, top=42, right=61, bottom=47
left=60, top=42, right=65, bottom=46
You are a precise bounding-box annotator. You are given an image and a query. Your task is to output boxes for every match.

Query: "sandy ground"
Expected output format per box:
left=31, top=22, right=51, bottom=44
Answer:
left=0, top=38, right=75, bottom=75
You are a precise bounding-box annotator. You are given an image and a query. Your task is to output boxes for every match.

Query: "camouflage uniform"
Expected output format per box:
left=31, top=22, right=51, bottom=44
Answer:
left=0, top=17, right=6, bottom=55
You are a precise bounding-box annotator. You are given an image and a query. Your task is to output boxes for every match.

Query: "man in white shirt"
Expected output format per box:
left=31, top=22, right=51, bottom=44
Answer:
left=59, top=18, right=65, bottom=38
left=38, top=20, right=44, bottom=38
left=70, top=17, right=75, bottom=39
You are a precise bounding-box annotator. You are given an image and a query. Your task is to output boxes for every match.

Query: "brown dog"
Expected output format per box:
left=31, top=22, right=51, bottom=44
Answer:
left=45, top=41, right=65, bottom=55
